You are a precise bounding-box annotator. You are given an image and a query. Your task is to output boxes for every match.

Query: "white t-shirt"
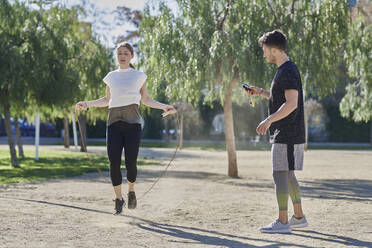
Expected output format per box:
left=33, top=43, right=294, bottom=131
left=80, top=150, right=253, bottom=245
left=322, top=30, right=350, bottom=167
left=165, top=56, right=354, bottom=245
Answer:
left=103, top=68, right=147, bottom=108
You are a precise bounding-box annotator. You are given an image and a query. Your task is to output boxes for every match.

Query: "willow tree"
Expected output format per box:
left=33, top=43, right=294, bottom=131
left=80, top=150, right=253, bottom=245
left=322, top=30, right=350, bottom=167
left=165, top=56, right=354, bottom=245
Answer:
left=23, top=3, right=113, bottom=152
left=0, top=0, right=112, bottom=166
left=340, top=2, right=372, bottom=143
left=0, top=0, right=36, bottom=167
left=74, top=38, right=114, bottom=152
left=139, top=0, right=349, bottom=177
left=18, top=3, right=87, bottom=154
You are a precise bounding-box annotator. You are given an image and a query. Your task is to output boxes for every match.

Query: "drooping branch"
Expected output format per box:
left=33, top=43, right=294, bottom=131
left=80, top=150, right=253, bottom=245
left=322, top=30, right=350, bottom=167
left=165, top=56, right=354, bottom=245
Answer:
left=217, top=0, right=230, bottom=31
left=291, top=0, right=298, bottom=14
left=115, top=30, right=139, bottom=43
left=267, top=1, right=282, bottom=28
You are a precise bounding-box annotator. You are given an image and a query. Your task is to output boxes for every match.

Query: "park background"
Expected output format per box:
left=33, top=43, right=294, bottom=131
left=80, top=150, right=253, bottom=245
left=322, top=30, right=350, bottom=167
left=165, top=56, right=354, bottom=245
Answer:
left=1, top=1, right=372, bottom=248
left=1, top=0, right=372, bottom=173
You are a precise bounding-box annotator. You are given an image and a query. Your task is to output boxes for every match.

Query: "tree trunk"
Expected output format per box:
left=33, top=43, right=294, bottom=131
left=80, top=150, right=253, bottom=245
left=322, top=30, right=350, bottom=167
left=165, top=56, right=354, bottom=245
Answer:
left=223, top=73, right=238, bottom=177
left=78, top=114, right=87, bottom=152
left=63, top=114, right=70, bottom=148
left=0, top=85, right=19, bottom=167
left=14, top=117, right=24, bottom=158
left=179, top=112, right=183, bottom=149
left=164, top=118, right=170, bottom=142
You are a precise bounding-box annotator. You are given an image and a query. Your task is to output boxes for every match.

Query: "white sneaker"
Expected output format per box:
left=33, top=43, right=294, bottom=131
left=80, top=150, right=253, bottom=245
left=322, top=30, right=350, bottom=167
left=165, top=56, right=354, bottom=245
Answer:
left=259, top=219, right=291, bottom=233
left=289, top=215, right=308, bottom=228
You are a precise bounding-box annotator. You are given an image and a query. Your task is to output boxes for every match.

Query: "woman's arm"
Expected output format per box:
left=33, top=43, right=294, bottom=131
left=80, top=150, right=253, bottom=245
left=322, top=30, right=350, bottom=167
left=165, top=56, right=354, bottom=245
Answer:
left=75, top=86, right=110, bottom=110
left=140, top=84, right=176, bottom=114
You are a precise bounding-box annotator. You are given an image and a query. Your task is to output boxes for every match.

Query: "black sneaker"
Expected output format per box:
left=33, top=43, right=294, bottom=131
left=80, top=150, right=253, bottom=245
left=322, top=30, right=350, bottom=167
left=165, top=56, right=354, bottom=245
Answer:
left=128, top=191, right=137, bottom=209
left=114, top=198, right=125, bottom=215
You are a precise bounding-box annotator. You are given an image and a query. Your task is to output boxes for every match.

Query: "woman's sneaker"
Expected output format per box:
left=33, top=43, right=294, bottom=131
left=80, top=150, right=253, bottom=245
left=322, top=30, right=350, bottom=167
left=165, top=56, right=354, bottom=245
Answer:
left=259, top=219, right=291, bottom=233
left=289, top=215, right=308, bottom=228
left=114, top=198, right=125, bottom=215
left=128, top=191, right=137, bottom=209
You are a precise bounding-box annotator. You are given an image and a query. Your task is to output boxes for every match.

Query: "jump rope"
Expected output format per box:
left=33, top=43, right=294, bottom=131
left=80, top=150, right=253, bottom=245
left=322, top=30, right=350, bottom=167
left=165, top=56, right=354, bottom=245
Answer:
left=74, top=84, right=253, bottom=200
left=74, top=108, right=181, bottom=200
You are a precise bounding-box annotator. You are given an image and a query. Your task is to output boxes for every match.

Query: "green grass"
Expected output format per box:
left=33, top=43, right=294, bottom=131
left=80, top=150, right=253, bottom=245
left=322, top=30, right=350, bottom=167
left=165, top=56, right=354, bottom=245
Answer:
left=0, top=149, right=158, bottom=185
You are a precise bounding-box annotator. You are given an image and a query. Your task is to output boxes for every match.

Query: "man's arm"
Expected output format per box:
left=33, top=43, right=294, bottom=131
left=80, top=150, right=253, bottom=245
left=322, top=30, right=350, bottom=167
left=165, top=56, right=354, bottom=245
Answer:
left=256, top=89, right=298, bottom=135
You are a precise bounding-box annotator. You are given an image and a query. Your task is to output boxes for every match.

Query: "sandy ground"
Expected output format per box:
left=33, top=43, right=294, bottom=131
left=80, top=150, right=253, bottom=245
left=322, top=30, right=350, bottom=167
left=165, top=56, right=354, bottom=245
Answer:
left=0, top=145, right=372, bottom=248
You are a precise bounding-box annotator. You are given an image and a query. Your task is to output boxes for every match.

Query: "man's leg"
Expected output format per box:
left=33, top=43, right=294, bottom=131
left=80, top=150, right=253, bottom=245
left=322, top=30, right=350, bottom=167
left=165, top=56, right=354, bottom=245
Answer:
left=273, top=171, right=290, bottom=224
left=260, top=170, right=291, bottom=233
left=260, top=144, right=292, bottom=233
left=288, top=170, right=304, bottom=218
left=288, top=170, right=308, bottom=228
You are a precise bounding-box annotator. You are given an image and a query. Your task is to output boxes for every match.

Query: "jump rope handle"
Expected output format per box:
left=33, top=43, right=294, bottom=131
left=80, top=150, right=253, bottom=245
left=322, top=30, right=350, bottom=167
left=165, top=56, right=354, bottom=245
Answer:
left=242, top=83, right=255, bottom=107
left=162, top=108, right=177, bottom=118
left=76, top=102, right=89, bottom=111
left=162, top=111, right=171, bottom=118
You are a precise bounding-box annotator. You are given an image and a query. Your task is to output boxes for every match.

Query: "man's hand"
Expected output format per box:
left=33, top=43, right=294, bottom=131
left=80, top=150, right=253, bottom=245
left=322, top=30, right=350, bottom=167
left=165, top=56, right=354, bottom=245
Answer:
left=256, top=117, right=272, bottom=135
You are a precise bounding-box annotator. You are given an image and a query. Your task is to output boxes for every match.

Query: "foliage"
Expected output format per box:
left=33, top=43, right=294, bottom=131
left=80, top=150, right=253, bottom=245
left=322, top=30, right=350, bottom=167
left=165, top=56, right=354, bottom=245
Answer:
left=0, top=0, right=114, bottom=122
left=139, top=0, right=350, bottom=105
left=340, top=13, right=372, bottom=122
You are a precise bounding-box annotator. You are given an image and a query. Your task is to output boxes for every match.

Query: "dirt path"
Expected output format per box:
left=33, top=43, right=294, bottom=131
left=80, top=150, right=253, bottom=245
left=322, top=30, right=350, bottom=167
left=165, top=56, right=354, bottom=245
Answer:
left=1, top=146, right=372, bottom=248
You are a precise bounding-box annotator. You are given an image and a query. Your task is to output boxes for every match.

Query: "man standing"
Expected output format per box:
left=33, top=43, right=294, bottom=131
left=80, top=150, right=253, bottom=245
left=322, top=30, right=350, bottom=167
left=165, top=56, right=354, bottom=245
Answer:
left=246, top=30, right=308, bottom=233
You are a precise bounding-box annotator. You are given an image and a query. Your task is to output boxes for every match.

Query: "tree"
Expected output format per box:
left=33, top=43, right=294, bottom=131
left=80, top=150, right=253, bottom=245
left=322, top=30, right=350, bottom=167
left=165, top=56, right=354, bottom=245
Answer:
left=0, top=0, right=35, bottom=167
left=0, top=0, right=113, bottom=166
left=74, top=37, right=114, bottom=151
left=24, top=2, right=114, bottom=153
left=139, top=0, right=350, bottom=177
left=113, top=6, right=142, bottom=43
left=340, top=1, right=372, bottom=144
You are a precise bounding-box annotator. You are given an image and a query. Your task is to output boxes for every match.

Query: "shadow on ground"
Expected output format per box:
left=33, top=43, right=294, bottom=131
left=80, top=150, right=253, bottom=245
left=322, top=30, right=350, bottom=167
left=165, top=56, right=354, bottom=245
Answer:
left=134, top=169, right=372, bottom=203
left=1, top=196, right=371, bottom=248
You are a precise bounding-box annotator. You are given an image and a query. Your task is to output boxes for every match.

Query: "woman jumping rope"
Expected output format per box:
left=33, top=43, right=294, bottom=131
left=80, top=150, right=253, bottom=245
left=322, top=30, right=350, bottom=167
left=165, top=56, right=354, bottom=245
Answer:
left=75, top=42, right=177, bottom=215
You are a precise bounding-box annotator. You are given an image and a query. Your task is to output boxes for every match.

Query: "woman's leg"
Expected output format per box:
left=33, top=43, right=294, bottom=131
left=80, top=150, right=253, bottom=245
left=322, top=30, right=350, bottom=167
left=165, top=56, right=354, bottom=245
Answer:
left=123, top=124, right=141, bottom=209
left=123, top=124, right=142, bottom=191
left=107, top=123, right=125, bottom=199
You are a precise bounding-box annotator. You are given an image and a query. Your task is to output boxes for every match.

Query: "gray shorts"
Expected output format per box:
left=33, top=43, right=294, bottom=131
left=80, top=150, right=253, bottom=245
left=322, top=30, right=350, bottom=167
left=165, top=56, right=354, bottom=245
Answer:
left=271, top=143, right=304, bottom=171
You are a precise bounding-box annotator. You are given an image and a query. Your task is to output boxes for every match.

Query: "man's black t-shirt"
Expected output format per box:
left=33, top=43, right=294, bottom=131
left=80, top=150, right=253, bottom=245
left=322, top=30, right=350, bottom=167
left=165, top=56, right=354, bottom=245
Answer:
left=269, top=60, right=305, bottom=144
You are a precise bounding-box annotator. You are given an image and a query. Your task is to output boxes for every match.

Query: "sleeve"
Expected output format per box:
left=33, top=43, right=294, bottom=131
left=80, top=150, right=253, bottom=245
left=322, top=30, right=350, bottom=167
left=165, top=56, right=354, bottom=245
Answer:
left=280, top=68, right=299, bottom=91
left=139, top=72, right=147, bottom=87
left=102, top=72, right=111, bottom=85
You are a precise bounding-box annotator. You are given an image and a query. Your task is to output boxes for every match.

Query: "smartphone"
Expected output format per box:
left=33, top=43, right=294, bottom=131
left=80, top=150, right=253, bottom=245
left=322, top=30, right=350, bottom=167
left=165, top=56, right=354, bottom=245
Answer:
left=242, top=83, right=251, bottom=91
left=242, top=83, right=255, bottom=107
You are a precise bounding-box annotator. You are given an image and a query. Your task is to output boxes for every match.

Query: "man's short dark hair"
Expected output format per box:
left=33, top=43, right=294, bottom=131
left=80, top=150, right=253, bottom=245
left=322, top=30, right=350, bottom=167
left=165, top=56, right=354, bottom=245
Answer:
left=258, top=30, right=287, bottom=51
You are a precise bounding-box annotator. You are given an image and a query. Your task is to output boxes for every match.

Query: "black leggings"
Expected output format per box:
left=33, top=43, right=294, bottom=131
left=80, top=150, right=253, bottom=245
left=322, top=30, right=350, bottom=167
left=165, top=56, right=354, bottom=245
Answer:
left=107, top=121, right=141, bottom=186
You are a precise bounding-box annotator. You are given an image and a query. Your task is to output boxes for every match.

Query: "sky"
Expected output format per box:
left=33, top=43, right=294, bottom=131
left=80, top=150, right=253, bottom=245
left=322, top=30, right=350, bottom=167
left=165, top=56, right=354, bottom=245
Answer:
left=59, top=0, right=178, bottom=48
